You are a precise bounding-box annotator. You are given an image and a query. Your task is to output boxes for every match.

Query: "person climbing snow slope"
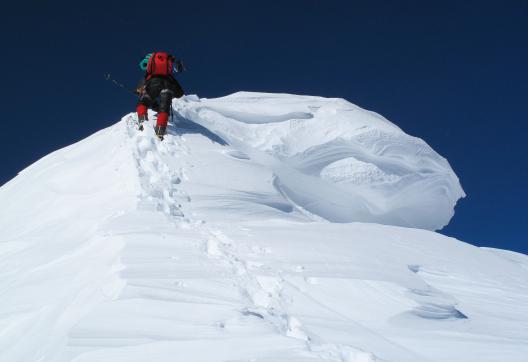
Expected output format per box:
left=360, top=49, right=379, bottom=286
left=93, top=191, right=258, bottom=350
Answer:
left=136, top=52, right=185, bottom=140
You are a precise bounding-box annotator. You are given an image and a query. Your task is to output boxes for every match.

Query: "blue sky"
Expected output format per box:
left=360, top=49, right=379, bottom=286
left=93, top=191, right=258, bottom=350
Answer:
left=1, top=1, right=526, bottom=253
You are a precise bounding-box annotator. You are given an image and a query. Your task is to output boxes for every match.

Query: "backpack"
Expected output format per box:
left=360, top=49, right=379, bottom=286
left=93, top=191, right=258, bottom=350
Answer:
left=146, top=52, right=175, bottom=78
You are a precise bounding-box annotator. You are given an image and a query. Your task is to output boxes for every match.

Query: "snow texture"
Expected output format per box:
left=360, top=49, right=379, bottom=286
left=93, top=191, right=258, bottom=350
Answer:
left=177, top=92, right=465, bottom=230
left=0, top=92, right=526, bottom=362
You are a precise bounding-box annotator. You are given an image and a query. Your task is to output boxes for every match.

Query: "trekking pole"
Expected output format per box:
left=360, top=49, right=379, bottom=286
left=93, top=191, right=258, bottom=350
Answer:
left=104, top=73, right=138, bottom=96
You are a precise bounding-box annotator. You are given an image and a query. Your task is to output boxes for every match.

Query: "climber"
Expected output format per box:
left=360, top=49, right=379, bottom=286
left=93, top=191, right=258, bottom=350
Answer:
left=136, top=52, right=185, bottom=140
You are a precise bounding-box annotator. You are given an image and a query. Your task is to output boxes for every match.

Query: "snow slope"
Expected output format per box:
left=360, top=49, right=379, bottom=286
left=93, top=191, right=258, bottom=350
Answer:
left=0, top=93, right=526, bottom=362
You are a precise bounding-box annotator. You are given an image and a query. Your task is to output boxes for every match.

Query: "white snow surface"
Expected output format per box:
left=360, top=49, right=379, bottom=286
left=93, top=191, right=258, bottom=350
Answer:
left=177, top=92, right=465, bottom=230
left=1, top=92, right=526, bottom=362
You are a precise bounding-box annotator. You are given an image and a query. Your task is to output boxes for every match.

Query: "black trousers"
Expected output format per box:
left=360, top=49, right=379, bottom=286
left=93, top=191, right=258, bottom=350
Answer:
left=137, top=76, right=184, bottom=113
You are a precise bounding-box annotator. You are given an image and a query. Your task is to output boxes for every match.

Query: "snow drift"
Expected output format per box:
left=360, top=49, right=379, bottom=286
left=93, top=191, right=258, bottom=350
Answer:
left=1, top=93, right=526, bottom=362
left=176, top=92, right=465, bottom=230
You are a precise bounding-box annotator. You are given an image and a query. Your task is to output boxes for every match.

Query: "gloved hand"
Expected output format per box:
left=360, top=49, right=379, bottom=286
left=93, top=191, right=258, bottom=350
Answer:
left=135, top=85, right=145, bottom=96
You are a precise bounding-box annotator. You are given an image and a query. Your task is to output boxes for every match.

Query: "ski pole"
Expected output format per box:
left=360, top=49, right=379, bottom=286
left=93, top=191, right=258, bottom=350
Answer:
left=104, top=73, right=138, bottom=96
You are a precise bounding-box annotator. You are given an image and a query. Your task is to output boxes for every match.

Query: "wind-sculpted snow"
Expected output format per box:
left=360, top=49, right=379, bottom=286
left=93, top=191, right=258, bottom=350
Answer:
left=1, top=93, right=527, bottom=362
left=177, top=92, right=465, bottom=230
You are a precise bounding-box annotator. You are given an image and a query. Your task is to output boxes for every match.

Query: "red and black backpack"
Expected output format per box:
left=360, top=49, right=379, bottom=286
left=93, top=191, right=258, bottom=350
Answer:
left=146, top=52, right=175, bottom=79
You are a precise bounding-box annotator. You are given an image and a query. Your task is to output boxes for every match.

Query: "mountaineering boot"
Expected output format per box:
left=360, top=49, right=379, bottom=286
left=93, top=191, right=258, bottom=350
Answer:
left=136, top=103, right=148, bottom=131
left=155, top=111, right=169, bottom=140
left=154, top=125, right=166, bottom=141
left=137, top=114, right=148, bottom=131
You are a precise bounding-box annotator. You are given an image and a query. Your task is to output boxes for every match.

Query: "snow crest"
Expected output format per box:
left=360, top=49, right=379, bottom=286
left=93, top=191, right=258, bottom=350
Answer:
left=177, top=92, right=465, bottom=230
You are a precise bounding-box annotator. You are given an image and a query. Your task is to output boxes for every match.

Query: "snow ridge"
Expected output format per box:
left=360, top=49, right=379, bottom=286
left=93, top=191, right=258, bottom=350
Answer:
left=1, top=92, right=527, bottom=362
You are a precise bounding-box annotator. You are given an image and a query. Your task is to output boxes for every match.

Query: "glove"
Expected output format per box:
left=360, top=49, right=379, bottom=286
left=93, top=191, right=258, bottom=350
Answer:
left=135, top=85, right=146, bottom=96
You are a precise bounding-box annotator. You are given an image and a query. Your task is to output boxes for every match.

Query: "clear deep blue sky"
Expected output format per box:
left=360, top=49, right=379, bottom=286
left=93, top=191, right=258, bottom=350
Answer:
left=1, top=1, right=526, bottom=253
